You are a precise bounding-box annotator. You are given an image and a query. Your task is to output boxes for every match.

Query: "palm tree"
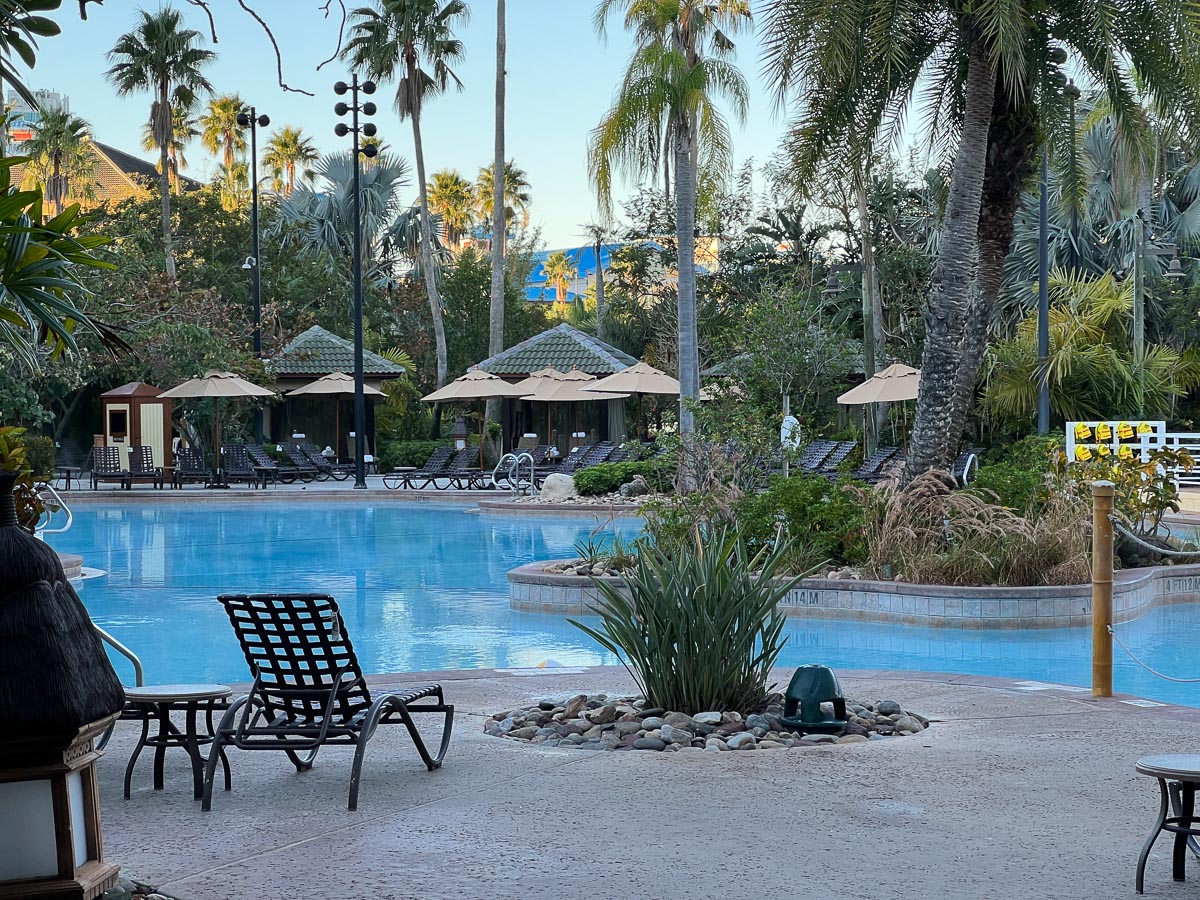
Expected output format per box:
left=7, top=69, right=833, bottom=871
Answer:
left=198, top=93, right=246, bottom=173
left=216, top=159, right=248, bottom=211
left=761, top=0, right=1200, bottom=478
left=581, top=221, right=613, bottom=340
left=590, top=0, right=751, bottom=437
left=427, top=168, right=475, bottom=247
left=542, top=251, right=576, bottom=302
left=476, top=159, right=530, bottom=233
left=18, top=107, right=94, bottom=216
left=106, top=6, right=214, bottom=282
left=486, top=0, right=506, bottom=444
left=140, top=101, right=198, bottom=194
left=262, top=125, right=319, bottom=195
left=343, top=0, right=469, bottom=392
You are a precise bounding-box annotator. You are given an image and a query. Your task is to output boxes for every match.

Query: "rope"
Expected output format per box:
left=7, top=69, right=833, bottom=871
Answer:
left=1107, top=624, right=1200, bottom=683
left=1108, top=514, right=1200, bottom=559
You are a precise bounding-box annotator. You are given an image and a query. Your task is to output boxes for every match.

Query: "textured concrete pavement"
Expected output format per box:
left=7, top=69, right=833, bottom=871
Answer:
left=97, top=667, right=1200, bottom=900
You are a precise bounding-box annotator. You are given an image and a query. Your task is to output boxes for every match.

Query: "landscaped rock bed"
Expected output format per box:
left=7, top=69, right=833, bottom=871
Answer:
left=543, top=558, right=627, bottom=577
left=484, top=693, right=929, bottom=752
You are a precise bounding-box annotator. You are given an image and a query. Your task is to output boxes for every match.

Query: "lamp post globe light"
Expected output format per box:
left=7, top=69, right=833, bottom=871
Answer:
left=334, top=76, right=378, bottom=490
left=236, top=106, right=270, bottom=442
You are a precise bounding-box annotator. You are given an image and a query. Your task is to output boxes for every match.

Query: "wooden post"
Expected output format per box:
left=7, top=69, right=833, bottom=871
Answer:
left=1091, top=480, right=1114, bottom=697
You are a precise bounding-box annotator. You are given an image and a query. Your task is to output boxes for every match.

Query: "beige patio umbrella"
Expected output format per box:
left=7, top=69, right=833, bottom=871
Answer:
left=837, top=362, right=921, bottom=450
left=583, top=361, right=680, bottom=396
left=521, top=369, right=628, bottom=447
left=287, top=372, right=385, bottom=453
left=422, top=368, right=529, bottom=451
left=159, top=371, right=275, bottom=473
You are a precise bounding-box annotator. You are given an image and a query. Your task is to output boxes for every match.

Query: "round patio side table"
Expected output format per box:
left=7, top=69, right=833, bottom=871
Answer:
left=1135, top=754, right=1200, bottom=893
left=122, top=683, right=233, bottom=801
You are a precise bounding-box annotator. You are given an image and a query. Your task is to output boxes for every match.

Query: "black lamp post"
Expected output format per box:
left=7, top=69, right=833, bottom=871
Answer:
left=236, top=105, right=269, bottom=442
left=334, top=75, right=378, bottom=490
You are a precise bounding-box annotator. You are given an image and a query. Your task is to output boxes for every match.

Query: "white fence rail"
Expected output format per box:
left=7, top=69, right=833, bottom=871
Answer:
left=1163, top=433, right=1200, bottom=488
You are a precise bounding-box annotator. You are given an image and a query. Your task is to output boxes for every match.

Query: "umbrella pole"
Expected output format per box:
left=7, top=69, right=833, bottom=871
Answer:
left=479, top=402, right=485, bottom=462
left=335, top=400, right=340, bottom=460
left=214, top=398, right=222, bottom=484
left=902, top=401, right=908, bottom=454
left=546, top=404, right=551, bottom=448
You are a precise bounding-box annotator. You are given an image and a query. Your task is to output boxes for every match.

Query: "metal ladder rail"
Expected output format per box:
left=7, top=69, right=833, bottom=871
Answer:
left=35, top=481, right=73, bottom=535
left=512, top=452, right=536, bottom=496
left=94, top=625, right=144, bottom=751
left=492, top=453, right=518, bottom=491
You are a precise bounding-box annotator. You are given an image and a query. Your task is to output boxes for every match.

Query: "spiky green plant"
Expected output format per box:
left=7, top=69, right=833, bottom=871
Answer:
left=570, top=528, right=796, bottom=714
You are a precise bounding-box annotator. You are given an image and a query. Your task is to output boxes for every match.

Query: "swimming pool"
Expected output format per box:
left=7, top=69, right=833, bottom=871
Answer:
left=48, top=502, right=1200, bottom=707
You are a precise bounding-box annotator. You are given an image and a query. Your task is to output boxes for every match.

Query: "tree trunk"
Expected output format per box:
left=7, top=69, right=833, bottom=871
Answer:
left=485, top=0, right=507, bottom=445
left=156, top=89, right=177, bottom=283
left=594, top=235, right=607, bottom=342
left=949, top=72, right=1037, bottom=441
left=854, top=165, right=885, bottom=445
left=410, top=83, right=448, bottom=391
left=902, top=39, right=996, bottom=481
left=675, top=132, right=699, bottom=436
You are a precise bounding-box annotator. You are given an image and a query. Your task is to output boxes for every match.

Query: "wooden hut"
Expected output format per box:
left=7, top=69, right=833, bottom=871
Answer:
left=98, top=382, right=172, bottom=468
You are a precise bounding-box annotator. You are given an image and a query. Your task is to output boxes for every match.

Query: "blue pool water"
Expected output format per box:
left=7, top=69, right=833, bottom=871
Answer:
left=48, top=502, right=1200, bottom=707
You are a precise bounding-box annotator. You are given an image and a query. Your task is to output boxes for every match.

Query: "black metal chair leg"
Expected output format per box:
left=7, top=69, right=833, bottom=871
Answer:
left=1176, top=782, right=1196, bottom=881
left=123, top=713, right=151, bottom=799
left=1139, top=778, right=1171, bottom=893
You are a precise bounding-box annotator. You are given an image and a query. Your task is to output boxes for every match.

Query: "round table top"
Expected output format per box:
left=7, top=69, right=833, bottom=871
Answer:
left=125, top=683, right=232, bottom=702
left=1137, top=754, right=1200, bottom=780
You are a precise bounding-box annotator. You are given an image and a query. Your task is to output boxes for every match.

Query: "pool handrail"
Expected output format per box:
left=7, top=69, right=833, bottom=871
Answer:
left=94, top=624, right=144, bottom=688
left=35, top=480, right=73, bottom=535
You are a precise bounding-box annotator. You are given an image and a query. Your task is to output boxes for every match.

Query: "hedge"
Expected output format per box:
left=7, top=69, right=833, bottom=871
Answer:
left=574, top=459, right=674, bottom=496
left=377, top=439, right=452, bottom=471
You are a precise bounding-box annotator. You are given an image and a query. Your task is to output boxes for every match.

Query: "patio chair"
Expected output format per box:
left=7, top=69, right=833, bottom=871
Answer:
left=299, top=441, right=355, bottom=481
left=172, top=447, right=210, bottom=488
left=384, top=445, right=455, bottom=490
left=221, top=445, right=263, bottom=488
left=91, top=446, right=131, bottom=490
left=202, top=593, right=453, bottom=811
left=129, top=445, right=164, bottom=489
left=280, top=444, right=324, bottom=481
left=951, top=448, right=982, bottom=488
left=852, top=446, right=900, bottom=482
left=796, top=439, right=838, bottom=473
left=247, top=445, right=307, bottom=485
left=778, top=664, right=848, bottom=735
left=433, top=447, right=487, bottom=490
left=819, top=441, right=858, bottom=477
left=606, top=446, right=633, bottom=464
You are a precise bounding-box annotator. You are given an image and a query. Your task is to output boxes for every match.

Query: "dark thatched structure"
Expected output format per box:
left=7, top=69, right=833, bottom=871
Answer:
left=0, top=471, right=124, bottom=743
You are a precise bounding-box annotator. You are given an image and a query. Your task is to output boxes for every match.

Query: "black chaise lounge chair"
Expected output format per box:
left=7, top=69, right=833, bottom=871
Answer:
left=202, top=593, right=453, bottom=811
left=129, top=445, right=164, bottom=488
left=434, top=446, right=486, bottom=489
left=91, top=446, right=131, bottom=490
left=298, top=441, right=355, bottom=481
left=172, top=447, right=210, bottom=488
left=796, top=439, right=838, bottom=473
left=279, top=444, right=325, bottom=481
left=385, top=445, right=455, bottom=490
left=221, top=444, right=264, bottom=488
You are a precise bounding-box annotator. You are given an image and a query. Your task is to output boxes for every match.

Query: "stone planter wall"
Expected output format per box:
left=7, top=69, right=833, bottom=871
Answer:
left=508, top=561, right=1200, bottom=629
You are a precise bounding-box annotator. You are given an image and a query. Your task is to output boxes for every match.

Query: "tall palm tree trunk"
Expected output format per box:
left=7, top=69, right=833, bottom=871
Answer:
left=903, top=39, right=995, bottom=481
left=158, top=142, right=176, bottom=281
left=411, top=96, right=448, bottom=390
left=949, top=75, right=1037, bottom=441
left=485, top=0, right=507, bottom=441
left=594, top=234, right=607, bottom=342
left=675, top=132, right=699, bottom=437
left=50, top=153, right=63, bottom=217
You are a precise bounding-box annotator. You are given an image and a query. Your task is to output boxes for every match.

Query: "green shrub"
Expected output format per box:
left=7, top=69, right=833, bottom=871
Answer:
left=19, top=434, right=55, bottom=480
left=569, top=529, right=796, bottom=714
left=736, top=473, right=867, bottom=572
left=574, top=459, right=674, bottom=496
left=971, top=435, right=1059, bottom=511
left=378, top=440, right=450, bottom=471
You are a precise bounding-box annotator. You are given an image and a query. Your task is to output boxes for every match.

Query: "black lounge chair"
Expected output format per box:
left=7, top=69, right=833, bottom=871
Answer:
left=202, top=593, right=453, bottom=811
left=172, top=447, right=210, bottom=488
left=280, top=444, right=324, bottom=481
left=91, top=446, right=131, bottom=490
left=951, top=448, right=982, bottom=488
left=221, top=444, right=263, bottom=488
left=129, top=445, right=164, bottom=488
left=434, top=447, right=486, bottom=490
left=819, top=441, right=858, bottom=476
left=299, top=441, right=355, bottom=481
left=796, top=439, right=838, bottom=472
left=558, top=442, right=615, bottom=475
left=385, top=446, right=455, bottom=490
left=606, top=446, right=634, bottom=464
left=852, top=446, right=901, bottom=482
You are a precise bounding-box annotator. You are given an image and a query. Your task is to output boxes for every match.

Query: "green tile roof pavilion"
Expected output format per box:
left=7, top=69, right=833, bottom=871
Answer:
left=476, top=323, right=638, bottom=378
left=269, top=325, right=407, bottom=379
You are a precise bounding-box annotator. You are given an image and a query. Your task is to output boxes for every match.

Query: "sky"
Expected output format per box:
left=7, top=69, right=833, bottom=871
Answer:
left=30, top=0, right=793, bottom=248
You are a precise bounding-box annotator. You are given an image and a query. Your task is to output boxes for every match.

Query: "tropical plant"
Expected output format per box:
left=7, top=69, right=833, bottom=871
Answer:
left=140, top=101, right=197, bottom=193
left=215, top=159, right=248, bottom=211
left=569, top=528, right=797, bottom=714
left=426, top=168, right=474, bottom=247
left=541, top=250, right=575, bottom=302
left=106, top=6, right=214, bottom=282
left=198, top=93, right=245, bottom=173
left=982, top=270, right=1200, bottom=424
left=17, top=106, right=93, bottom=216
left=573, top=459, right=673, bottom=495
left=262, top=125, right=318, bottom=195
left=476, top=159, right=530, bottom=232
left=761, top=0, right=1200, bottom=480
left=591, top=0, right=751, bottom=438
left=737, top=473, right=867, bottom=574
left=343, top=0, right=469, bottom=393
left=581, top=221, right=612, bottom=339
left=0, top=425, right=44, bottom=531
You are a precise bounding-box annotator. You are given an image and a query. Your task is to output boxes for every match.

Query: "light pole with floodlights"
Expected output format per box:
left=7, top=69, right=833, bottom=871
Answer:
left=237, top=105, right=269, bottom=441
left=334, top=75, right=378, bottom=490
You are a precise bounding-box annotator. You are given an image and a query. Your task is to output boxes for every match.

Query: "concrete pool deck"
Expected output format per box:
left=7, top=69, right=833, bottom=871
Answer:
left=97, top=665, right=1200, bottom=899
